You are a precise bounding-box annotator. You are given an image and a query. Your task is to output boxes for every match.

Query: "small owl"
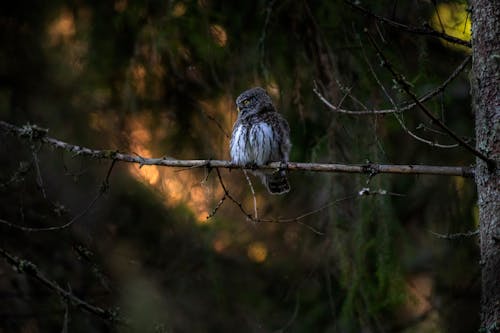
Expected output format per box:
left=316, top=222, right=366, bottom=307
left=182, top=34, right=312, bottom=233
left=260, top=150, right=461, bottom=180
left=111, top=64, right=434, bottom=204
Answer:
left=230, top=87, right=291, bottom=195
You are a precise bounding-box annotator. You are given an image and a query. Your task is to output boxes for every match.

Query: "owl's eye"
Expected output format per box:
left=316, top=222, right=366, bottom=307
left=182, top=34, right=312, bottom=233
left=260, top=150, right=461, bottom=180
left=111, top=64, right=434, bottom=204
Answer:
left=242, top=99, right=250, bottom=106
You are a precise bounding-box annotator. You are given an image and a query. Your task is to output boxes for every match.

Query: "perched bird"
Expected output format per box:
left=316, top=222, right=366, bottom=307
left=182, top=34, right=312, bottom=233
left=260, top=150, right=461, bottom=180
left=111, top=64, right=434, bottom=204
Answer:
left=230, top=87, right=291, bottom=194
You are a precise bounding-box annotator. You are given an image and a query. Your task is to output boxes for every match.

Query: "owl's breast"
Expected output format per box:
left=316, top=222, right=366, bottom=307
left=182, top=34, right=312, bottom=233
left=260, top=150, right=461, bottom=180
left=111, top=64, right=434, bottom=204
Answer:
left=230, top=122, right=276, bottom=165
left=230, top=124, right=249, bottom=164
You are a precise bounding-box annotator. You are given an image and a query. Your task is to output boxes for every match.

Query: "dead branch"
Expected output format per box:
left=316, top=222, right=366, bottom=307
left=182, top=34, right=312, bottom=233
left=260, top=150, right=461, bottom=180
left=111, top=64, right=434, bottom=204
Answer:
left=0, top=160, right=116, bottom=232
left=345, top=0, right=471, bottom=48
left=0, top=247, right=127, bottom=325
left=0, top=121, right=474, bottom=177
left=313, top=55, right=471, bottom=115
left=429, top=229, right=479, bottom=240
left=365, top=32, right=494, bottom=168
left=358, top=37, right=459, bottom=149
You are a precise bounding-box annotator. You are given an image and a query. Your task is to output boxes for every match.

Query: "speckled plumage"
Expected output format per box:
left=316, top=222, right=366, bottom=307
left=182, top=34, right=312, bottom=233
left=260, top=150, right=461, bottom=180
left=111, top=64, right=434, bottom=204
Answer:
left=230, top=87, right=291, bottom=194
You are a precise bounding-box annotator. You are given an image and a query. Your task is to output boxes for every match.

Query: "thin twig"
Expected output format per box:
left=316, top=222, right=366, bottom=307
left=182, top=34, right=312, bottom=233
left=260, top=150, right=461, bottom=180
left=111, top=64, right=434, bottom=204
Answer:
left=206, top=195, right=226, bottom=219
left=201, top=109, right=231, bottom=139
left=365, top=32, right=494, bottom=167
left=215, top=168, right=324, bottom=234
left=313, top=56, right=471, bottom=115
left=345, top=0, right=471, bottom=47
left=0, top=160, right=116, bottom=232
left=31, top=145, right=47, bottom=198
left=214, top=169, right=403, bottom=235
left=0, top=247, right=126, bottom=325
left=243, top=170, right=258, bottom=220
left=429, top=229, right=479, bottom=240
left=359, top=37, right=459, bottom=148
left=258, top=0, right=278, bottom=78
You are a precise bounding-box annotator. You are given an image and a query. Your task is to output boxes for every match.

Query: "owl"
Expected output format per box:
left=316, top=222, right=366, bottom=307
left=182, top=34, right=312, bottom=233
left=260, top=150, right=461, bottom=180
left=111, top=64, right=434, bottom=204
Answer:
left=230, top=87, right=291, bottom=195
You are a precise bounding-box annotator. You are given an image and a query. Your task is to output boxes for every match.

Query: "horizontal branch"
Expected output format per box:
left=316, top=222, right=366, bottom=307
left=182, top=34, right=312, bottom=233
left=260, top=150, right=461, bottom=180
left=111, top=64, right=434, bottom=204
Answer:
left=0, top=121, right=473, bottom=177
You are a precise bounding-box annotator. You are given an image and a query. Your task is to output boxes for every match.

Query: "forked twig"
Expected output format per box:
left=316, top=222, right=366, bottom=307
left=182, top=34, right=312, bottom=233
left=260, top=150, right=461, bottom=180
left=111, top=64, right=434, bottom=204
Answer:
left=0, top=160, right=117, bottom=232
left=365, top=32, right=494, bottom=167
left=0, top=247, right=126, bottom=325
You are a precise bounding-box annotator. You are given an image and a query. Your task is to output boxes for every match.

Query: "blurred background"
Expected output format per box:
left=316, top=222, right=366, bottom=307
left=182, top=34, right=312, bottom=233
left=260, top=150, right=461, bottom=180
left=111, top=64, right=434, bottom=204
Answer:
left=0, top=1, right=479, bottom=332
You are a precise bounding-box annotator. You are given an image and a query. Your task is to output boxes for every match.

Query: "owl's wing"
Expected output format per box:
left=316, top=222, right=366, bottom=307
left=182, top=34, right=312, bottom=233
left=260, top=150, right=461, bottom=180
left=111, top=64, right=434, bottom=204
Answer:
left=276, top=113, right=291, bottom=161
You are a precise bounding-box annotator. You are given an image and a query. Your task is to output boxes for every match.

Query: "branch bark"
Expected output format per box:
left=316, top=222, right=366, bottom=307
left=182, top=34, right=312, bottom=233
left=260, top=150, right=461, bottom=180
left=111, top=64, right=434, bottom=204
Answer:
left=0, top=121, right=473, bottom=177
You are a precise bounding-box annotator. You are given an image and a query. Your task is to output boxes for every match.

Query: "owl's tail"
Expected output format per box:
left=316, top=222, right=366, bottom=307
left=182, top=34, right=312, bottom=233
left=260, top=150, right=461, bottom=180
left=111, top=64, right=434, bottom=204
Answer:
left=263, top=170, right=290, bottom=195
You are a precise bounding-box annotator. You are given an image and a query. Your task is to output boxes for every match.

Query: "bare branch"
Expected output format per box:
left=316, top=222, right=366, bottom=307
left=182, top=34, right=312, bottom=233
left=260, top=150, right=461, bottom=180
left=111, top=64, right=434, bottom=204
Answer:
left=359, top=37, right=460, bottom=149
left=365, top=32, right=495, bottom=167
left=258, top=0, right=277, bottom=78
left=429, top=229, right=479, bottom=240
left=31, top=145, right=47, bottom=198
left=0, top=247, right=126, bottom=325
left=200, top=109, right=231, bottom=139
left=0, top=121, right=475, bottom=177
left=313, top=56, right=471, bottom=115
left=345, top=0, right=471, bottom=47
left=242, top=170, right=258, bottom=220
left=0, top=160, right=116, bottom=232
left=214, top=168, right=324, bottom=234
left=213, top=169, right=409, bottom=235
left=206, top=195, right=226, bottom=219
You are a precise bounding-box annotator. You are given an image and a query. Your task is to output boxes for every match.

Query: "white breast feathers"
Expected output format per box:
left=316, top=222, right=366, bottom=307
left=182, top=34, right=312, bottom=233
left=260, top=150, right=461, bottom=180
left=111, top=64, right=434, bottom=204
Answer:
left=230, top=123, right=276, bottom=165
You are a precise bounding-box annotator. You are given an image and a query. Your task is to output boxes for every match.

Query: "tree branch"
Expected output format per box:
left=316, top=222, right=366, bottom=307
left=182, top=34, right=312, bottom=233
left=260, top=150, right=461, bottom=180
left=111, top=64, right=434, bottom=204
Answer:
left=365, top=32, right=495, bottom=168
left=313, top=55, right=471, bottom=115
left=0, top=247, right=126, bottom=325
left=345, top=0, right=472, bottom=48
left=0, top=160, right=116, bottom=232
left=0, top=120, right=474, bottom=177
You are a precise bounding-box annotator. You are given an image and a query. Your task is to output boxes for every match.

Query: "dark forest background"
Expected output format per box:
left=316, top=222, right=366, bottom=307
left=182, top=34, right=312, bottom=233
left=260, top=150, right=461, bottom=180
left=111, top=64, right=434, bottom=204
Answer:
left=0, top=1, right=479, bottom=332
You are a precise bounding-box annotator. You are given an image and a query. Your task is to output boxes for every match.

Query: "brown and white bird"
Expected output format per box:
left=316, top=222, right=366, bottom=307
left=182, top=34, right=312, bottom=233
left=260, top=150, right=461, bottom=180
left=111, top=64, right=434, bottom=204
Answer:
left=230, top=87, right=291, bottom=194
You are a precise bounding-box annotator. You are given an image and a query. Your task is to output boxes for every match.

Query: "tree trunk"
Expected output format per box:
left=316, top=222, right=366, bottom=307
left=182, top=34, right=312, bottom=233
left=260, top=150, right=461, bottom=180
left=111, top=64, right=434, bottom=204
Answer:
left=471, top=0, right=500, bottom=330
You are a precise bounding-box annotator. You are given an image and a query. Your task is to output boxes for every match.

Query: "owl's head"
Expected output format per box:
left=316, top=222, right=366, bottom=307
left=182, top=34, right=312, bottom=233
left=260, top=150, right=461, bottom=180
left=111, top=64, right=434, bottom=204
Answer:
left=236, top=87, right=274, bottom=116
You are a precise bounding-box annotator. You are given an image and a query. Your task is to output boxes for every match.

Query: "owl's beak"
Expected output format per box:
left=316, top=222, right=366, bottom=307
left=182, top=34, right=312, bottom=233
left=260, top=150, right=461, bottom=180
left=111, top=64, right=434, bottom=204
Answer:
left=237, top=106, right=240, bottom=113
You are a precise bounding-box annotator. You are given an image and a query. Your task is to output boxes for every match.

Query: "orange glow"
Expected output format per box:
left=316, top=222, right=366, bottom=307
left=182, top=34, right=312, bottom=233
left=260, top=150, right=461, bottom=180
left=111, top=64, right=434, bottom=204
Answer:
left=161, top=177, right=184, bottom=205
left=198, top=94, right=235, bottom=156
left=172, top=2, right=187, bottom=17
left=126, top=113, right=223, bottom=223
left=89, top=112, right=117, bottom=131
left=209, top=24, right=228, bottom=47
left=131, top=63, right=147, bottom=96
left=48, top=8, right=76, bottom=45
left=45, top=8, right=89, bottom=74
left=403, top=274, right=433, bottom=316
left=247, top=242, right=268, bottom=263
left=213, top=231, right=231, bottom=253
